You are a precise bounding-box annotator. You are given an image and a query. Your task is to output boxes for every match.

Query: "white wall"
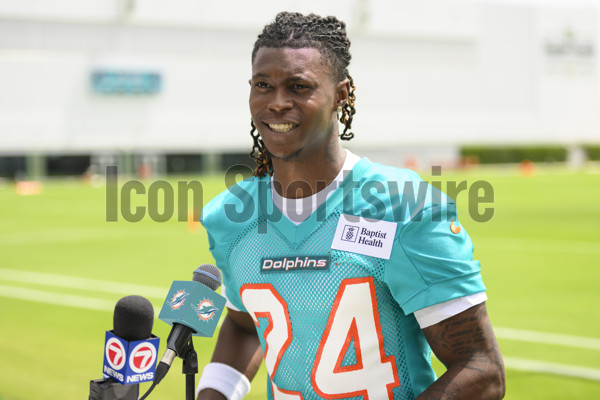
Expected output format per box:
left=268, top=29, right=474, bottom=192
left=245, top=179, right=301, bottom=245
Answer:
left=0, top=0, right=597, bottom=156
left=353, top=1, right=599, bottom=148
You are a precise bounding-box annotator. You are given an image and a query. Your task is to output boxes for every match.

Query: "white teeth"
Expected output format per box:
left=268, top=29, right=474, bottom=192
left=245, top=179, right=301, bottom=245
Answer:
left=268, top=123, right=294, bottom=133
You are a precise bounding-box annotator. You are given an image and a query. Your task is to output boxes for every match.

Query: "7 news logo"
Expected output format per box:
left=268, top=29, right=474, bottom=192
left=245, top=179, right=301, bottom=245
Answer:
left=103, top=331, right=160, bottom=385
left=105, top=338, right=127, bottom=371
left=129, top=342, right=157, bottom=374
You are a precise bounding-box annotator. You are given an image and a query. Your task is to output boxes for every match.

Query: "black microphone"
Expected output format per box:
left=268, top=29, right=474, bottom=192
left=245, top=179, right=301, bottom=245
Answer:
left=90, top=295, right=160, bottom=400
left=153, top=264, right=224, bottom=385
left=113, top=295, right=154, bottom=340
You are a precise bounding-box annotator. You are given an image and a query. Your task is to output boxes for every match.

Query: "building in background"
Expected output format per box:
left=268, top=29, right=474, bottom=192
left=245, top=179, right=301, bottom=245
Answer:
left=0, top=0, right=598, bottom=178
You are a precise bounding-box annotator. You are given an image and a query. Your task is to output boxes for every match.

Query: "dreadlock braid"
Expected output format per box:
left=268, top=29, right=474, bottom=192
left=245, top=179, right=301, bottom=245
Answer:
left=250, top=119, right=272, bottom=177
left=339, top=74, right=356, bottom=140
left=249, top=12, right=357, bottom=177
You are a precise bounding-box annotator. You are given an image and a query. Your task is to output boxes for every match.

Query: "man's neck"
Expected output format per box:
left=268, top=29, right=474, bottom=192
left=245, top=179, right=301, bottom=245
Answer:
left=271, top=144, right=346, bottom=199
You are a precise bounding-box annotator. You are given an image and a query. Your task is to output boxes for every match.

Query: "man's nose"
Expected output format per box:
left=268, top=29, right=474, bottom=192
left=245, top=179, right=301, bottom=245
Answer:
left=268, top=89, right=293, bottom=112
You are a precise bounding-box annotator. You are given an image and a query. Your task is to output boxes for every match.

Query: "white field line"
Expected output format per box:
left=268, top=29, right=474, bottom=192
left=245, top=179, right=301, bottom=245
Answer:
left=0, top=228, right=134, bottom=246
left=476, top=237, right=600, bottom=255
left=0, top=268, right=212, bottom=322
left=0, top=284, right=163, bottom=315
left=0, top=284, right=126, bottom=312
left=0, top=268, right=166, bottom=299
left=495, top=327, right=600, bottom=351
left=503, top=357, right=600, bottom=381
left=0, top=282, right=220, bottom=326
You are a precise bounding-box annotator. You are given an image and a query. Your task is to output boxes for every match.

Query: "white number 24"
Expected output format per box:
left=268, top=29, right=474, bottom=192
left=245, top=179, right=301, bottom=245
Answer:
left=241, top=277, right=400, bottom=399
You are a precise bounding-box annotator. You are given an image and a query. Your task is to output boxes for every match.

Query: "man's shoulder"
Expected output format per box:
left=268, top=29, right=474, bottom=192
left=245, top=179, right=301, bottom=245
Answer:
left=201, top=175, right=267, bottom=234
left=357, top=158, right=423, bottom=184
left=352, top=158, right=453, bottom=222
left=204, top=175, right=264, bottom=210
left=353, top=159, right=428, bottom=205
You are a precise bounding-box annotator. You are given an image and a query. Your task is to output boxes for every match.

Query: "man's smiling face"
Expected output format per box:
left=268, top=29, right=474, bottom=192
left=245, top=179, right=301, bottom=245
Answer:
left=249, top=47, right=340, bottom=162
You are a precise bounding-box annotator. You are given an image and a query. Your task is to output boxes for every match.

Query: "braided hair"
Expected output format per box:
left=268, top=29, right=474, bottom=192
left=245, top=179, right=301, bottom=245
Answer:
left=249, top=12, right=357, bottom=177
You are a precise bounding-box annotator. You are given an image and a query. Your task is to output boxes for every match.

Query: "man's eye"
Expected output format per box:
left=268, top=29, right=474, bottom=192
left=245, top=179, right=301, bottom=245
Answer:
left=293, top=84, right=308, bottom=90
left=255, top=82, right=269, bottom=88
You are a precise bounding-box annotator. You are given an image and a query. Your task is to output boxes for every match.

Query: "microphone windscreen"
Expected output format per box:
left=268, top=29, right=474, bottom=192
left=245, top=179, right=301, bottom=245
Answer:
left=113, top=295, right=154, bottom=341
left=193, top=264, right=222, bottom=291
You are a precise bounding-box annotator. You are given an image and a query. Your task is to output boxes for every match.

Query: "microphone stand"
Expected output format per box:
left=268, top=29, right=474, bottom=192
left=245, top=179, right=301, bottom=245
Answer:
left=181, top=339, right=198, bottom=400
left=166, top=325, right=198, bottom=400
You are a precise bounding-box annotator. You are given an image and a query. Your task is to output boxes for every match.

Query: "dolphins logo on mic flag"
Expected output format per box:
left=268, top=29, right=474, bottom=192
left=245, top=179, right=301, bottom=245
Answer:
left=195, top=299, right=219, bottom=321
left=169, top=290, right=189, bottom=310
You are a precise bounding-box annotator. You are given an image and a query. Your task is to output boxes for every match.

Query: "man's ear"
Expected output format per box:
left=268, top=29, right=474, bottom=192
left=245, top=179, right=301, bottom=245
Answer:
left=335, top=78, right=350, bottom=108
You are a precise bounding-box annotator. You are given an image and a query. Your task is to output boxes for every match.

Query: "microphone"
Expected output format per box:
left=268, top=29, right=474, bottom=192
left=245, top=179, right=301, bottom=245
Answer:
left=102, top=295, right=160, bottom=384
left=153, top=264, right=226, bottom=385
left=113, top=294, right=154, bottom=340
left=90, top=295, right=160, bottom=400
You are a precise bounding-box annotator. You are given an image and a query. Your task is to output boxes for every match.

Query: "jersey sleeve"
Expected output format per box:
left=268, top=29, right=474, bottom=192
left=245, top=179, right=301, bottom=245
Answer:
left=413, top=292, right=488, bottom=328
left=385, top=201, right=486, bottom=315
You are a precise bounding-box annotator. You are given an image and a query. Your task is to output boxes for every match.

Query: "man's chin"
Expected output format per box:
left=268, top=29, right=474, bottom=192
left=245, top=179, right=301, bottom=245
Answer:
left=269, top=147, right=303, bottom=162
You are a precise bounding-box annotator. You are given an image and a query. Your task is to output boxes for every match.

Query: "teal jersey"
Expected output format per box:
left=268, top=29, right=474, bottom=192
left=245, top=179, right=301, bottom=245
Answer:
left=201, top=158, right=485, bottom=400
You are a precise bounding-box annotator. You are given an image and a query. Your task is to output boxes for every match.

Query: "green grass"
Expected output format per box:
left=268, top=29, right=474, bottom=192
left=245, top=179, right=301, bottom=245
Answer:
left=1, top=166, right=599, bottom=399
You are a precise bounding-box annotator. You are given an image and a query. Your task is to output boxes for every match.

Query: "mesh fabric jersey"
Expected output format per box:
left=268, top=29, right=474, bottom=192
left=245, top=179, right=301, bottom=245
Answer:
left=201, top=158, right=485, bottom=399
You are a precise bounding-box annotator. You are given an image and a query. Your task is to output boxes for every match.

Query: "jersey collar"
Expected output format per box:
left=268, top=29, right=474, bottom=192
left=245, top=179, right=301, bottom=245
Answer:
left=259, top=157, right=371, bottom=245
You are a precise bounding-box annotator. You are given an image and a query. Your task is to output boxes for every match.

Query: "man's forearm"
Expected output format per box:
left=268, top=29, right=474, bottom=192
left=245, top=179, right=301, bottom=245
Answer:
left=416, top=358, right=505, bottom=400
left=208, top=313, right=263, bottom=378
left=420, top=303, right=505, bottom=400
left=197, top=311, right=263, bottom=400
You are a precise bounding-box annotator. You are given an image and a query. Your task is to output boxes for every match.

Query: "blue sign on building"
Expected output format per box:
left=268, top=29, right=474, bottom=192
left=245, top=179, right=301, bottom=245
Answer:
left=91, top=71, right=162, bottom=95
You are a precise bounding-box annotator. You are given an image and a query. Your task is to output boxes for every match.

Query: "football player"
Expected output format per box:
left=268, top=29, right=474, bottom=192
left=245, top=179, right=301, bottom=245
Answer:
left=197, top=12, right=505, bottom=400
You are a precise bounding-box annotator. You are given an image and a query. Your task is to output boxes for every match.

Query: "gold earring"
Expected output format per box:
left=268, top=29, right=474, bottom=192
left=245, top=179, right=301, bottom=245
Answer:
left=337, top=106, right=342, bottom=113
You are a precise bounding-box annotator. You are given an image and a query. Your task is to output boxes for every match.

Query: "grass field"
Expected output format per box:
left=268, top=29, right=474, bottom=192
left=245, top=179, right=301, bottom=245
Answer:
left=1, top=165, right=599, bottom=399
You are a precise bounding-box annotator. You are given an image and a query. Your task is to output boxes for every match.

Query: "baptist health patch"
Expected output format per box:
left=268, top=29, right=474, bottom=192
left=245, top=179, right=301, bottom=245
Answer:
left=331, top=214, right=398, bottom=260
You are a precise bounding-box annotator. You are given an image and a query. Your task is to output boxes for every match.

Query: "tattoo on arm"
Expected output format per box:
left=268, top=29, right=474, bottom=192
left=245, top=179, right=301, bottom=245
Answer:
left=418, top=303, right=505, bottom=399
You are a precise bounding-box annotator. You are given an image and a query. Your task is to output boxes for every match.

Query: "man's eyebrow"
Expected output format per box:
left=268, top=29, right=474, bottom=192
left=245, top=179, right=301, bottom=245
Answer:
left=288, top=76, right=310, bottom=82
left=250, top=73, right=315, bottom=83
left=251, top=73, right=269, bottom=80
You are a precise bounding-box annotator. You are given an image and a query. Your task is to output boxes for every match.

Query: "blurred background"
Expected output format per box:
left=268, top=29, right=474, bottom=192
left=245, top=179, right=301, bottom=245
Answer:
left=0, top=0, right=599, bottom=399
left=1, top=0, right=598, bottom=176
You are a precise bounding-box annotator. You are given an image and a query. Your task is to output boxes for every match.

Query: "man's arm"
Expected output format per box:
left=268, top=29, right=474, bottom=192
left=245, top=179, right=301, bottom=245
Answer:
left=417, top=302, right=505, bottom=400
left=197, top=308, right=263, bottom=400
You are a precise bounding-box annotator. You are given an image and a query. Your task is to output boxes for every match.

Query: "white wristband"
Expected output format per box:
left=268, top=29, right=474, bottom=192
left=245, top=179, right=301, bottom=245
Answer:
left=196, top=362, right=251, bottom=400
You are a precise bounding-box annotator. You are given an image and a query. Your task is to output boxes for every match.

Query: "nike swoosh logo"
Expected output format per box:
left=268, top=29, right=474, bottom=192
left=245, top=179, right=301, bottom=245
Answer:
left=450, top=220, right=461, bottom=234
